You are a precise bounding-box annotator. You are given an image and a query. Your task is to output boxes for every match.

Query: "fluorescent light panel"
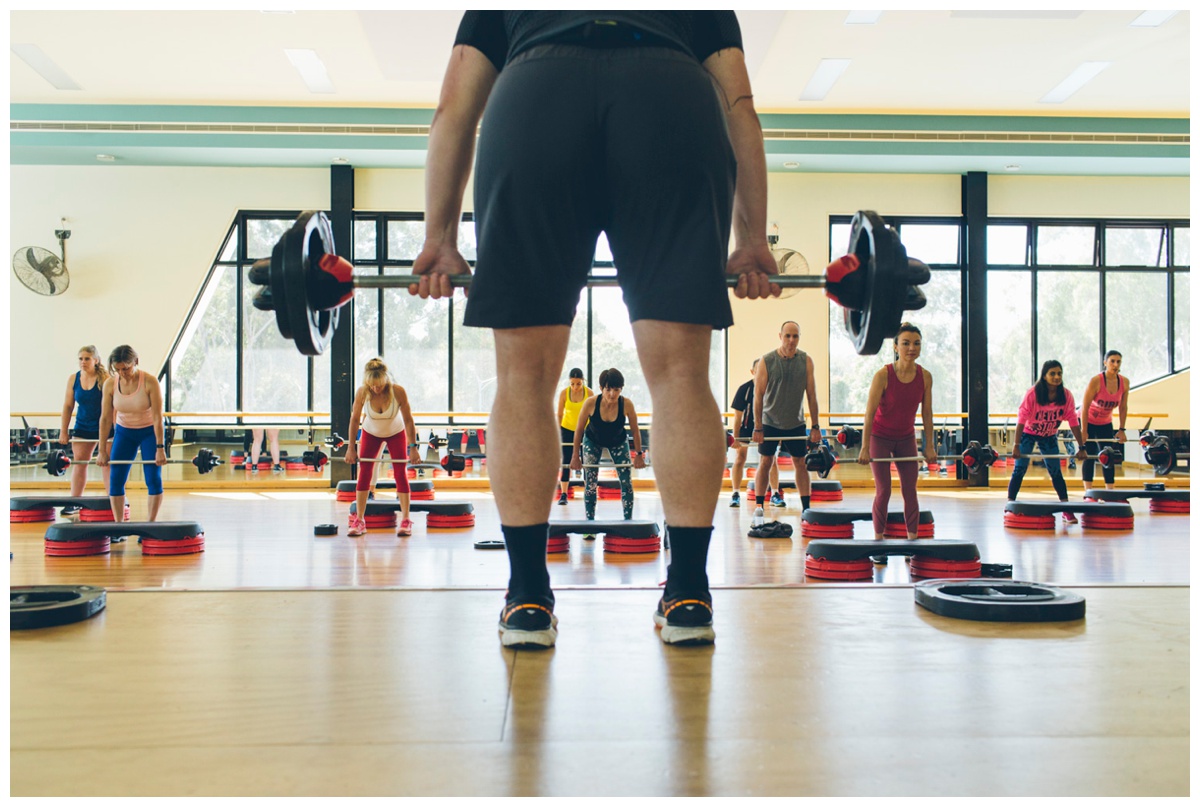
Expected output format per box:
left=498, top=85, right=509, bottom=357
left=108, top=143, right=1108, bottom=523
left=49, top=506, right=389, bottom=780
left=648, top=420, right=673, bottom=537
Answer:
left=799, top=59, right=851, bottom=101
left=1039, top=61, right=1110, bottom=104
left=844, top=11, right=882, bottom=24
left=1130, top=11, right=1178, bottom=27
left=11, top=43, right=81, bottom=90
left=284, top=48, right=335, bottom=94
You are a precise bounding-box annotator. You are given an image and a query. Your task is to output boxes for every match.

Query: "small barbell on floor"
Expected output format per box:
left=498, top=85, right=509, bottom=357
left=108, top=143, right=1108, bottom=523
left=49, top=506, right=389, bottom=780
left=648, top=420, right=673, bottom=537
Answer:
left=249, top=210, right=931, bottom=357
left=43, top=448, right=222, bottom=477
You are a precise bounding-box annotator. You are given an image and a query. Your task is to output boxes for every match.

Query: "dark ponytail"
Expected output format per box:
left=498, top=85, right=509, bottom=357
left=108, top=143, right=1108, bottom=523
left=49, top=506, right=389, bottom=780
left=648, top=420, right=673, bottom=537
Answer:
left=892, top=322, right=922, bottom=362
left=1034, top=359, right=1063, bottom=406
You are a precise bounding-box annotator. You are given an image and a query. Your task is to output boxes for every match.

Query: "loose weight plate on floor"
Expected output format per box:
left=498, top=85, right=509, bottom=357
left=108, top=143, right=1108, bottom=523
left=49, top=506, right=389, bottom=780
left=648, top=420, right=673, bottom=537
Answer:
left=914, top=579, right=1085, bottom=622
left=11, top=585, right=106, bottom=630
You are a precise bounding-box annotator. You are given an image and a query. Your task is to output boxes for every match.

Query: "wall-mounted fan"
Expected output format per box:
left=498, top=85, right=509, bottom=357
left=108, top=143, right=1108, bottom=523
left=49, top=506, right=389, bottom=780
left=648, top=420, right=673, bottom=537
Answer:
left=768, top=223, right=812, bottom=300
left=13, top=222, right=71, bottom=296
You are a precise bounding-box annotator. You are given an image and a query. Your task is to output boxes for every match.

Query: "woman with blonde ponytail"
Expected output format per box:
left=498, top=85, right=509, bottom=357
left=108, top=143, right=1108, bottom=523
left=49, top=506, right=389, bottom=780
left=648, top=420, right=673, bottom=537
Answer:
left=344, top=358, right=419, bottom=537
left=57, top=346, right=111, bottom=510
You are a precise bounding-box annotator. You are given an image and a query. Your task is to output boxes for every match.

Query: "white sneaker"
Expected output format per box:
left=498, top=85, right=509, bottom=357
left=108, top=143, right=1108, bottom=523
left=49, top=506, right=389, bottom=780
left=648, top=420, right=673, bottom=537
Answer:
left=751, top=507, right=765, bottom=528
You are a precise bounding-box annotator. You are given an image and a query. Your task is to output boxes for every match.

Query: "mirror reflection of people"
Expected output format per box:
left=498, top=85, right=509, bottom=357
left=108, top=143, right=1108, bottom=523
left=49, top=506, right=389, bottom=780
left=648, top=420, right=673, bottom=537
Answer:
left=57, top=345, right=111, bottom=514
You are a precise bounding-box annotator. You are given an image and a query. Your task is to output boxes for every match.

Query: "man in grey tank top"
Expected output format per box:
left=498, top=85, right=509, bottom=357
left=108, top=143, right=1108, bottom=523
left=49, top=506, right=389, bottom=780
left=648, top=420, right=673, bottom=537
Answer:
left=751, top=321, right=821, bottom=523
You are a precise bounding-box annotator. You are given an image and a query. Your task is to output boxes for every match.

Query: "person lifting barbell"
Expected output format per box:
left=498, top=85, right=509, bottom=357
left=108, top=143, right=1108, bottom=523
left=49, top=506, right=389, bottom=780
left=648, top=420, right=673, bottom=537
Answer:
left=344, top=357, right=419, bottom=538
left=570, top=369, right=644, bottom=523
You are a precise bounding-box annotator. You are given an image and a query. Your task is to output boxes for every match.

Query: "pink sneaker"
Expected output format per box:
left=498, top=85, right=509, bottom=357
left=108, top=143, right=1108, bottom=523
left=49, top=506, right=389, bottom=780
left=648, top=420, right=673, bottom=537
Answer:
left=347, top=515, right=367, bottom=537
left=1062, top=511, right=1078, bottom=525
left=397, top=518, right=414, bottom=537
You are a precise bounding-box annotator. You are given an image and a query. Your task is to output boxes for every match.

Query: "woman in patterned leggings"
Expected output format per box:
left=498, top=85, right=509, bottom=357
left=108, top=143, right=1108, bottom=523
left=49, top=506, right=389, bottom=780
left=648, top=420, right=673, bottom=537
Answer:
left=570, top=368, right=646, bottom=521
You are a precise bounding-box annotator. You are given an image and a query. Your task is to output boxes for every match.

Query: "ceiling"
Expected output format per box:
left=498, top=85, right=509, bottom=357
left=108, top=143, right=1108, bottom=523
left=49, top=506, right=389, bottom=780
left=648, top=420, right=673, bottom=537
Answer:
left=9, top=10, right=1192, bottom=175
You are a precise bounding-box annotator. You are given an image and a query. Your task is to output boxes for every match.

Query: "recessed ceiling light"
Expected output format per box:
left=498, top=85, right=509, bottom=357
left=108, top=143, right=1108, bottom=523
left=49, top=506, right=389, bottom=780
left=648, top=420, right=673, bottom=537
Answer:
left=284, top=48, right=335, bottom=94
left=1130, top=11, right=1178, bottom=27
left=799, top=59, right=851, bottom=101
left=1005, top=164, right=1021, bottom=172
left=844, top=11, right=882, bottom=25
left=783, top=161, right=800, bottom=169
left=1039, top=61, right=1110, bottom=104
left=96, top=154, right=116, bottom=162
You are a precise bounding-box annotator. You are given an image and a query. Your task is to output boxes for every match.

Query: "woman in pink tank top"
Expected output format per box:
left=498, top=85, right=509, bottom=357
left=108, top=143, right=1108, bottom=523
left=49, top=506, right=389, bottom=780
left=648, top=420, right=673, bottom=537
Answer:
left=857, top=323, right=936, bottom=541
left=1079, top=350, right=1128, bottom=490
left=97, top=345, right=167, bottom=523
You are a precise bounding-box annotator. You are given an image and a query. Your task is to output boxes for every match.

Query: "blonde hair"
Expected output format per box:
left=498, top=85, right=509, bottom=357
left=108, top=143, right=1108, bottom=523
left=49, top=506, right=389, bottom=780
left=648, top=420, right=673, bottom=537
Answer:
left=79, top=345, right=110, bottom=386
left=363, top=357, right=391, bottom=387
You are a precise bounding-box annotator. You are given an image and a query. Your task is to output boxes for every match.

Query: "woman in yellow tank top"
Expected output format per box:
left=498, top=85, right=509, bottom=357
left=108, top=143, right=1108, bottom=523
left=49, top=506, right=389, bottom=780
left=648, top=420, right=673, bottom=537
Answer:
left=555, top=368, right=590, bottom=505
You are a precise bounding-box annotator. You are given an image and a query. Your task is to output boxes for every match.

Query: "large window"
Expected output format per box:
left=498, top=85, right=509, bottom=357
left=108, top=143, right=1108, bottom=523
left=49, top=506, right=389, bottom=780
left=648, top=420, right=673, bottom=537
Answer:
left=828, top=216, right=1188, bottom=425
left=828, top=217, right=963, bottom=417
left=162, top=211, right=724, bottom=423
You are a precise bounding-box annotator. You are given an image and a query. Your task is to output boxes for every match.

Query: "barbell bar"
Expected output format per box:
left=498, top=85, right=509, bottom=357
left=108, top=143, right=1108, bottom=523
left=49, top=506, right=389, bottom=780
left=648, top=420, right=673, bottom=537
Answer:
left=249, top=210, right=931, bottom=357
left=43, top=448, right=222, bottom=477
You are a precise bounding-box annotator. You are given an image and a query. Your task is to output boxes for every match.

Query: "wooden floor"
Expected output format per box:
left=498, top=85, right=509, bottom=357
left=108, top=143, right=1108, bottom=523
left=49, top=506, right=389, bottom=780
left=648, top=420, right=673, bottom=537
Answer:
left=9, top=480, right=1192, bottom=796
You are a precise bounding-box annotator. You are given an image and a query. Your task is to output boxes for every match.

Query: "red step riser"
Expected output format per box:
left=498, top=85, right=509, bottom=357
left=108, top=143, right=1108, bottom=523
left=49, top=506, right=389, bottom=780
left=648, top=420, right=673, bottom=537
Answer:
left=800, top=524, right=855, bottom=539
left=11, top=510, right=56, bottom=523
left=1079, top=516, right=1135, bottom=531
left=1003, top=514, right=1056, bottom=530
left=45, top=541, right=111, bottom=556
left=427, top=515, right=476, bottom=529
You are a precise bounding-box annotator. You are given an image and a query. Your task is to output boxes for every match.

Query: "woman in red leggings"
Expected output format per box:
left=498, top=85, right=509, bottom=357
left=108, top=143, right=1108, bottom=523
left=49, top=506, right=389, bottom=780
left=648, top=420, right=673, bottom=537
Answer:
left=345, top=358, right=418, bottom=537
left=857, top=323, right=937, bottom=541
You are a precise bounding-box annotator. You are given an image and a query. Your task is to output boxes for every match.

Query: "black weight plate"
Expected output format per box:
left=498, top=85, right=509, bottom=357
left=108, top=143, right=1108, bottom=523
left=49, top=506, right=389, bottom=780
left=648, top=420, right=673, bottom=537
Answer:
left=914, top=579, right=1085, bottom=622
left=11, top=585, right=107, bottom=630
left=474, top=540, right=505, bottom=549
left=314, top=523, right=338, bottom=536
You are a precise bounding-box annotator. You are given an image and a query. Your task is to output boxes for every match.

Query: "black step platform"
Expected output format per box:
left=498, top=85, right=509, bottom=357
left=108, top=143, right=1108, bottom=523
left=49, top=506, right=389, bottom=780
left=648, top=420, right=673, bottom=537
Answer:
left=350, top=501, right=472, bottom=516
left=805, top=538, right=979, bottom=562
left=1084, top=488, right=1189, bottom=502
left=336, top=479, right=435, bottom=493
left=548, top=520, right=659, bottom=538
left=1004, top=500, right=1134, bottom=530
left=11, top=496, right=114, bottom=511
left=44, top=521, right=205, bottom=556
left=802, top=509, right=934, bottom=525
left=1004, top=500, right=1134, bottom=516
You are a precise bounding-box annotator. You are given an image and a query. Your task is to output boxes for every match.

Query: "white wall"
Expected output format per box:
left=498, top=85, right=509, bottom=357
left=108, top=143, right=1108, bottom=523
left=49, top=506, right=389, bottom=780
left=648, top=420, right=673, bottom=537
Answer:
left=9, top=166, right=1190, bottom=424
left=10, top=165, right=329, bottom=412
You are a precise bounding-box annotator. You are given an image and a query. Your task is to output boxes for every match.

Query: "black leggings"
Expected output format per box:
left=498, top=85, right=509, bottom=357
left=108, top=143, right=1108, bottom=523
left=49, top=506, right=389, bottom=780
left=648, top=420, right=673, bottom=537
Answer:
left=1083, top=421, right=1116, bottom=485
left=560, top=426, right=575, bottom=483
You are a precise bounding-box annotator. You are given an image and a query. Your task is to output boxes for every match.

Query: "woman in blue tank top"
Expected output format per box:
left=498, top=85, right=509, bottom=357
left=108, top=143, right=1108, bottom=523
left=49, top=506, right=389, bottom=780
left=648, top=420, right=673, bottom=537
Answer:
left=57, top=345, right=111, bottom=504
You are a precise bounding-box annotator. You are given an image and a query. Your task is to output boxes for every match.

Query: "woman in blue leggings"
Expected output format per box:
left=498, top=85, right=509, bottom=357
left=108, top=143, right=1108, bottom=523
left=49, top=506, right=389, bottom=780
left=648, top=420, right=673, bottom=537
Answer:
left=98, top=345, right=167, bottom=522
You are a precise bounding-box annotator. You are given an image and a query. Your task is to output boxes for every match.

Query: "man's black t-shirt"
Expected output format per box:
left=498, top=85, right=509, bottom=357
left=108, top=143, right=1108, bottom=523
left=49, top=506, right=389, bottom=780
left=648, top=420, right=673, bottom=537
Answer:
left=730, top=379, right=755, bottom=437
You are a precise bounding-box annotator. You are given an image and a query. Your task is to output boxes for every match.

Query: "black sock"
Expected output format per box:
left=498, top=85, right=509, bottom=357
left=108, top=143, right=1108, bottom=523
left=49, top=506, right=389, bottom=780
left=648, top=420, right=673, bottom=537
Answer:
left=501, top=523, right=553, bottom=607
left=665, top=525, right=713, bottom=597
left=756, top=496, right=765, bottom=506
left=801, top=495, right=811, bottom=511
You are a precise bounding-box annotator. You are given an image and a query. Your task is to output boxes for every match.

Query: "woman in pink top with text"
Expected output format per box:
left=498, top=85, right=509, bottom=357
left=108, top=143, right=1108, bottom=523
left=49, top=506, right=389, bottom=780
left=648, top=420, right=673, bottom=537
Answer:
left=1008, top=360, right=1087, bottom=523
left=1079, top=350, right=1128, bottom=491
left=97, top=345, right=167, bottom=522
left=857, top=323, right=937, bottom=541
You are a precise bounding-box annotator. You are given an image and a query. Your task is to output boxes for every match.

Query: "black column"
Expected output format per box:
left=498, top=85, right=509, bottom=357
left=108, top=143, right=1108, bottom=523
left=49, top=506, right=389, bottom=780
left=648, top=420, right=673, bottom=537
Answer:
left=329, top=164, right=355, bottom=486
left=962, top=172, right=988, bottom=486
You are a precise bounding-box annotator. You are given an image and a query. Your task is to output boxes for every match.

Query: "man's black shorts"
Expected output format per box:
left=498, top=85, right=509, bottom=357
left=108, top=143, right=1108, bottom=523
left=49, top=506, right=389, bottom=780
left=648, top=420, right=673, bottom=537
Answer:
left=464, top=43, right=736, bottom=330
left=757, top=424, right=811, bottom=459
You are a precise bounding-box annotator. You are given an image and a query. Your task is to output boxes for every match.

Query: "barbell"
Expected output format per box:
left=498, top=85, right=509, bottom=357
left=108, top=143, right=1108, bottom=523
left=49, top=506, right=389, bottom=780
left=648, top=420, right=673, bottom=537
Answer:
left=43, top=448, right=222, bottom=477
left=249, top=210, right=930, bottom=357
